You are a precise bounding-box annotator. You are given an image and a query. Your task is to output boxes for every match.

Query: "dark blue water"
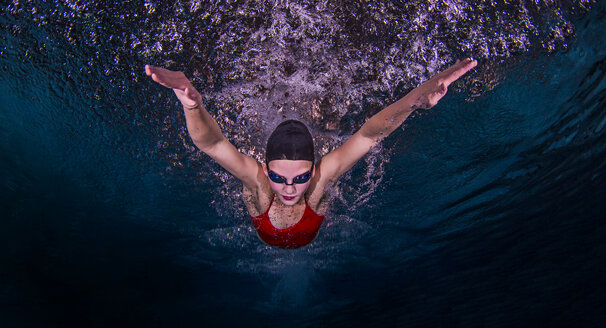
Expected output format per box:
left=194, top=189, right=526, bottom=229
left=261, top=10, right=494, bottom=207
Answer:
left=1, top=1, right=606, bottom=327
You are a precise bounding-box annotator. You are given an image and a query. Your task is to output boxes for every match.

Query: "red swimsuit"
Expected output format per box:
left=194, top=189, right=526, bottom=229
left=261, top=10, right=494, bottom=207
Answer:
left=250, top=197, right=324, bottom=249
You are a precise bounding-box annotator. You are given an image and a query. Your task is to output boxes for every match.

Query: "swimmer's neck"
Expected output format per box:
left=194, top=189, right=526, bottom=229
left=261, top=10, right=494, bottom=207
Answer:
left=268, top=194, right=307, bottom=229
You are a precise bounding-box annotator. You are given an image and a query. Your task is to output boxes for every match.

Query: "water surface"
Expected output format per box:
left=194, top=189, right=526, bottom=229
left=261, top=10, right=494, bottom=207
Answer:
left=1, top=0, right=605, bottom=327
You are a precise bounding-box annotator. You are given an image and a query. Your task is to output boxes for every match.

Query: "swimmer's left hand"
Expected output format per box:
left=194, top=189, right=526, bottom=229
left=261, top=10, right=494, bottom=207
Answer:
left=411, top=58, right=478, bottom=110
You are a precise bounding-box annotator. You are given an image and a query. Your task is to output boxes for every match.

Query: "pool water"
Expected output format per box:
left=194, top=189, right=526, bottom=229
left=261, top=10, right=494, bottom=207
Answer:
left=1, top=1, right=605, bottom=327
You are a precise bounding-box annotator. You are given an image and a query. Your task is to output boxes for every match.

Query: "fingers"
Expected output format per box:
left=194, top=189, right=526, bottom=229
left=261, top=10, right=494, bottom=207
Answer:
left=144, top=64, right=175, bottom=76
left=150, top=73, right=162, bottom=84
left=146, top=65, right=165, bottom=82
left=145, top=65, right=191, bottom=90
left=145, top=67, right=164, bottom=85
left=149, top=71, right=178, bottom=89
left=443, top=58, right=477, bottom=85
left=145, top=65, right=174, bottom=77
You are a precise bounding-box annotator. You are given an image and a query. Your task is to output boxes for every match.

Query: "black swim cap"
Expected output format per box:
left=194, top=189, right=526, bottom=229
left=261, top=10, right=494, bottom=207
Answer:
left=266, top=120, right=314, bottom=163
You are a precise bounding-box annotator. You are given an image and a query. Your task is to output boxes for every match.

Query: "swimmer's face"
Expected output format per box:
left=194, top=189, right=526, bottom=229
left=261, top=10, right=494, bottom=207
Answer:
left=264, top=159, right=315, bottom=206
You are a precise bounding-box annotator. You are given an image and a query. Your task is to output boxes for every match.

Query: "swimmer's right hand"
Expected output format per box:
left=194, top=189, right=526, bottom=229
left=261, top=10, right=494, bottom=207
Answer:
left=145, top=65, right=202, bottom=110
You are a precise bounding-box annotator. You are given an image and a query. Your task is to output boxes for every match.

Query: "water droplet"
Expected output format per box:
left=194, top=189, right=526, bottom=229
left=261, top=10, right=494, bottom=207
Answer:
left=470, top=80, right=484, bottom=95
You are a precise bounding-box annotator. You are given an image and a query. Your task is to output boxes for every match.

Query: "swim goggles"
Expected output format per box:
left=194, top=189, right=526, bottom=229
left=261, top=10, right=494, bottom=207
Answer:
left=267, top=166, right=313, bottom=185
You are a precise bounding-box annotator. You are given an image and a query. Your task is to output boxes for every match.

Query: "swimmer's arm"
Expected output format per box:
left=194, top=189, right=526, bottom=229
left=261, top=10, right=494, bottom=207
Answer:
left=145, top=65, right=222, bottom=147
left=318, top=59, right=477, bottom=181
left=145, top=65, right=262, bottom=189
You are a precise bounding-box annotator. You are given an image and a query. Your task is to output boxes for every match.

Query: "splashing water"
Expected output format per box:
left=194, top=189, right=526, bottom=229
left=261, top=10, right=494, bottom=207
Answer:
left=0, top=0, right=597, bottom=268
left=1, top=0, right=605, bottom=324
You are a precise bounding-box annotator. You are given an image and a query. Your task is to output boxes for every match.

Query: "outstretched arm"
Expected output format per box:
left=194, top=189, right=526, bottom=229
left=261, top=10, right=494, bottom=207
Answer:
left=145, top=65, right=262, bottom=189
left=318, top=58, right=478, bottom=182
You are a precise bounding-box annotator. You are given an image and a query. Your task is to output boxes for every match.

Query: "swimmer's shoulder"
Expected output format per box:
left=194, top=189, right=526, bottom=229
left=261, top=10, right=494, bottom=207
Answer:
left=306, top=194, right=329, bottom=216
left=242, top=177, right=273, bottom=216
left=306, top=162, right=334, bottom=215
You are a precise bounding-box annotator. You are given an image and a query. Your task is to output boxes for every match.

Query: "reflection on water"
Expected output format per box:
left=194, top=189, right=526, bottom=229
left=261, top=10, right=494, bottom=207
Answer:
left=1, top=0, right=605, bottom=326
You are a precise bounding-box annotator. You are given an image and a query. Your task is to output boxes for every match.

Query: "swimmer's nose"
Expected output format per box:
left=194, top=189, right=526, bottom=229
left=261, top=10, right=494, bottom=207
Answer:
left=282, top=184, right=296, bottom=194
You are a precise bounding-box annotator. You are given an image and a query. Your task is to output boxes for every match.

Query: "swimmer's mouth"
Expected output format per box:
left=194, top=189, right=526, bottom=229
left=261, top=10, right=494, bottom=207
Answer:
left=282, top=195, right=295, bottom=200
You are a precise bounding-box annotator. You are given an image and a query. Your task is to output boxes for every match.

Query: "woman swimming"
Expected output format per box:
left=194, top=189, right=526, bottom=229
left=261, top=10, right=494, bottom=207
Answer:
left=145, top=58, right=477, bottom=249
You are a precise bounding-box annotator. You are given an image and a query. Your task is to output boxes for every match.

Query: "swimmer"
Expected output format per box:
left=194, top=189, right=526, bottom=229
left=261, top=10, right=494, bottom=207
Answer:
left=145, top=58, right=477, bottom=249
